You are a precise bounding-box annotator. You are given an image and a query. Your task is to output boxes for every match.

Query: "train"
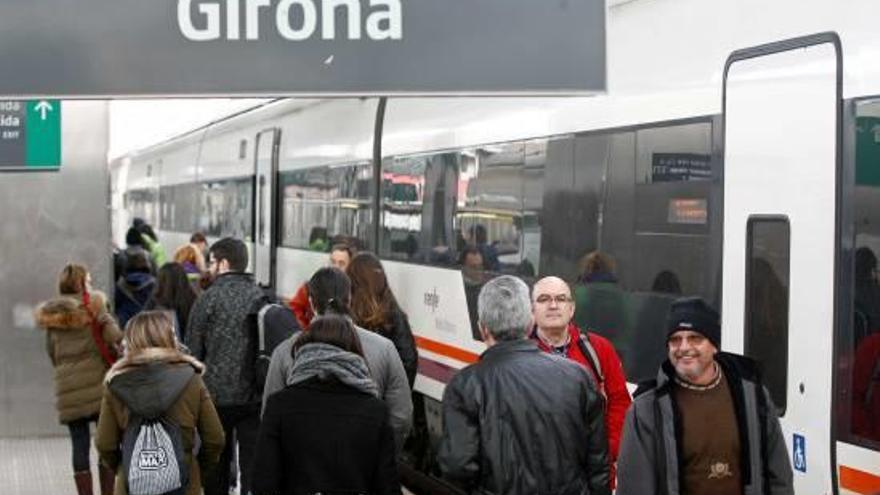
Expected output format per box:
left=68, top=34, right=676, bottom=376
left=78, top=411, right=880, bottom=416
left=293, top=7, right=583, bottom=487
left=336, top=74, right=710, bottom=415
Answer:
left=111, top=1, right=880, bottom=492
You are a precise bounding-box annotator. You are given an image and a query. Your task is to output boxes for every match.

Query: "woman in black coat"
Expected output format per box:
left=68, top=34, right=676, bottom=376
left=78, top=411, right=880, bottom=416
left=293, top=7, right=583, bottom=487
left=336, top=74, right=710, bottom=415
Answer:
left=252, top=314, right=400, bottom=495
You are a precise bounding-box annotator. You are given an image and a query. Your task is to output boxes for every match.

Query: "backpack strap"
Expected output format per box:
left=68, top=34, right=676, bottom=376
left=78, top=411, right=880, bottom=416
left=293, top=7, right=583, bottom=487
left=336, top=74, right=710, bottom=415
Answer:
left=576, top=332, right=604, bottom=386
left=82, top=289, right=117, bottom=367
left=257, top=304, right=274, bottom=353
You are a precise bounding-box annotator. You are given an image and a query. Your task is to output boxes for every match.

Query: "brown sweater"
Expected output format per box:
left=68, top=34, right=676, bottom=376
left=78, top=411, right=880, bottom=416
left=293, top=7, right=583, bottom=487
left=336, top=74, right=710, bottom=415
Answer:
left=674, top=370, right=743, bottom=495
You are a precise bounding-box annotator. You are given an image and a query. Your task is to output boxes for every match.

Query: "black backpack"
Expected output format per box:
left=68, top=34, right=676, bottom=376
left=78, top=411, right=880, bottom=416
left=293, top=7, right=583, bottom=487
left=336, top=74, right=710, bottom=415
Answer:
left=245, top=298, right=300, bottom=395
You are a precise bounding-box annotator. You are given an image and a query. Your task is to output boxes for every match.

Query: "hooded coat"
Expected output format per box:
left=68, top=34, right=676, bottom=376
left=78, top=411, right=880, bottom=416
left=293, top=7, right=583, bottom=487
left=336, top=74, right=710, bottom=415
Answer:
left=95, top=348, right=225, bottom=495
left=35, top=291, right=123, bottom=424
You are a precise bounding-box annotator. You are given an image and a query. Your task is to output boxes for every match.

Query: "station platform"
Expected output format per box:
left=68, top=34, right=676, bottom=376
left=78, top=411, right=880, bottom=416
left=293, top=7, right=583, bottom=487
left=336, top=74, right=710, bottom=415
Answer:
left=0, top=436, right=85, bottom=495
left=0, top=436, right=416, bottom=494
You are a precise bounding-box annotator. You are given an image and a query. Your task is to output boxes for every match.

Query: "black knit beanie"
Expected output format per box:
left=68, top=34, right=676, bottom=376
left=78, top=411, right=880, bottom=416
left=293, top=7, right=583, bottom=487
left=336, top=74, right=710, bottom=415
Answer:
left=665, top=296, right=721, bottom=348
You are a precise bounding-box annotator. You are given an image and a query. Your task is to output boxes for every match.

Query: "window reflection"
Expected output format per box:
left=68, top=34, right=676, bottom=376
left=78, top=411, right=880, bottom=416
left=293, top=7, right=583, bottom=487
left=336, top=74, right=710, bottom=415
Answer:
left=280, top=163, right=372, bottom=251
left=840, top=100, right=880, bottom=449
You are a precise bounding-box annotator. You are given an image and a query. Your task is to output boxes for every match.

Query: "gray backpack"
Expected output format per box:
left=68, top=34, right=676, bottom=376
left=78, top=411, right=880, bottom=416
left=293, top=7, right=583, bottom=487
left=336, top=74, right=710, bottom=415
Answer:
left=121, top=415, right=189, bottom=495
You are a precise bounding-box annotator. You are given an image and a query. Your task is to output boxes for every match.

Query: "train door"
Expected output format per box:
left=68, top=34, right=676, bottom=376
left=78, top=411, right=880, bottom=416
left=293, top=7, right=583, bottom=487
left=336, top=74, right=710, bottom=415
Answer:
left=253, top=128, right=280, bottom=289
left=722, top=34, right=841, bottom=493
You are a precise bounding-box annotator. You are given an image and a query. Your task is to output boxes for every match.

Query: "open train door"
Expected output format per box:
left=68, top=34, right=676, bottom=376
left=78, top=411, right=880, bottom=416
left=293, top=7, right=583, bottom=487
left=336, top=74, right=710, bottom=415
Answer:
left=253, top=127, right=281, bottom=290
left=722, top=33, right=841, bottom=493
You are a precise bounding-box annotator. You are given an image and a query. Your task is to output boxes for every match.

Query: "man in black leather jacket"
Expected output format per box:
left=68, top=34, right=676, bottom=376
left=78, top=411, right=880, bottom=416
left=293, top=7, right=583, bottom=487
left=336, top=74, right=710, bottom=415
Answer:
left=439, top=275, right=610, bottom=495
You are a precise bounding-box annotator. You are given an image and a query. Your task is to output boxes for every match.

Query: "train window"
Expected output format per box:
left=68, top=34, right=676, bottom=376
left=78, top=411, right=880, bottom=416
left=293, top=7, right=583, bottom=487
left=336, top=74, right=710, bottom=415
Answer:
left=280, top=163, right=373, bottom=251
left=380, top=152, right=464, bottom=265
left=327, top=164, right=373, bottom=250
left=837, top=99, right=880, bottom=449
left=457, top=142, right=526, bottom=275
left=538, top=120, right=720, bottom=383
left=745, top=217, right=790, bottom=414
left=197, top=177, right=253, bottom=241
left=124, top=188, right=159, bottom=229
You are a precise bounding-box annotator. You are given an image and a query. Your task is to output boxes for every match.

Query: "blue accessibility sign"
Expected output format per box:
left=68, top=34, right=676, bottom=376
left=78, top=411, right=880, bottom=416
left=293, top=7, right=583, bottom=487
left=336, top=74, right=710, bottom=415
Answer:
left=793, top=434, right=807, bottom=473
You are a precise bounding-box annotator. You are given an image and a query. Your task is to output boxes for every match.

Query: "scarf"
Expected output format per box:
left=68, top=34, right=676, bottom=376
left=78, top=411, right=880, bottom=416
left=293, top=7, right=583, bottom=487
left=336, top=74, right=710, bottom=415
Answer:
left=287, top=343, right=378, bottom=397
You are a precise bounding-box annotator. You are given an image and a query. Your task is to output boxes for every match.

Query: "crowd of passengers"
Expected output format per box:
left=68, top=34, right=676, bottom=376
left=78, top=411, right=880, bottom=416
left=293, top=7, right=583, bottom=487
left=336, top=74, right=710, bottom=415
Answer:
left=36, top=220, right=798, bottom=495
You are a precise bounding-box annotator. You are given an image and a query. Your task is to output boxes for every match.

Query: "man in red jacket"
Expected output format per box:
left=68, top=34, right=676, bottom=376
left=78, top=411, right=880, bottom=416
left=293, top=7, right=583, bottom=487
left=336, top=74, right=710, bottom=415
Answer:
left=289, top=244, right=355, bottom=329
left=530, top=276, right=632, bottom=484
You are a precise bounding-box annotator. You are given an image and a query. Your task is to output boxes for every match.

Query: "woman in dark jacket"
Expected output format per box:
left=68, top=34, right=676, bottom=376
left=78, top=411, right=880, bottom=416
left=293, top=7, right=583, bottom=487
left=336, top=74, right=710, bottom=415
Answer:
left=145, top=262, right=197, bottom=340
left=347, top=252, right=418, bottom=386
left=115, top=250, right=156, bottom=330
left=252, top=314, right=400, bottom=495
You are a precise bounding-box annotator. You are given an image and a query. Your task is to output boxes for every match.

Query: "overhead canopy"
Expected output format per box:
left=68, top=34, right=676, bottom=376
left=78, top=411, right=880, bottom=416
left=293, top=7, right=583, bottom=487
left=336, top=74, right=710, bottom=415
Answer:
left=0, top=0, right=606, bottom=97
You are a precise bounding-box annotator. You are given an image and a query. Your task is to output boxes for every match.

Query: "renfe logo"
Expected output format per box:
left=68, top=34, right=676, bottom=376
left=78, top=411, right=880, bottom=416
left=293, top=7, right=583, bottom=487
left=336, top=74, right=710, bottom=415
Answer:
left=177, top=0, right=402, bottom=41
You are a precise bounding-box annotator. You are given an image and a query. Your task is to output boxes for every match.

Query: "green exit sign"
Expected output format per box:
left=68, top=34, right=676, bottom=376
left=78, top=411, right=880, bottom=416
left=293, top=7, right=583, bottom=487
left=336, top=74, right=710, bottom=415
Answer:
left=0, top=99, right=61, bottom=171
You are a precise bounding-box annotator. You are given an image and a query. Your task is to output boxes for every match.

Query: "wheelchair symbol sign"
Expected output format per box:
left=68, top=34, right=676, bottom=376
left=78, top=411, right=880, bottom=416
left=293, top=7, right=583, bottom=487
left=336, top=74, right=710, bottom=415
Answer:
left=793, top=434, right=807, bottom=473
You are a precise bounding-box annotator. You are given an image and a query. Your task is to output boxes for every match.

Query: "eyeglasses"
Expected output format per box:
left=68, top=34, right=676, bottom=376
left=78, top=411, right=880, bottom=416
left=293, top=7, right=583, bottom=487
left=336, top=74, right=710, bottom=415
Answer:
left=535, top=294, right=572, bottom=305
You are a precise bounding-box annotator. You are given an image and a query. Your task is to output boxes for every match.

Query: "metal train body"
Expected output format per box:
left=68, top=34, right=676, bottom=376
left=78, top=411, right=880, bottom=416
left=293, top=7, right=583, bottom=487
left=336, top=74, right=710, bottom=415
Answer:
left=112, top=0, right=880, bottom=492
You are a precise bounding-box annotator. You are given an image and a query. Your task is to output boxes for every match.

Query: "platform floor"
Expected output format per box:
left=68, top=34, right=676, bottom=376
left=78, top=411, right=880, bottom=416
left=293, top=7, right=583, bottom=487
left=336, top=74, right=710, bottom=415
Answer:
left=0, top=436, right=415, bottom=494
left=0, top=436, right=85, bottom=495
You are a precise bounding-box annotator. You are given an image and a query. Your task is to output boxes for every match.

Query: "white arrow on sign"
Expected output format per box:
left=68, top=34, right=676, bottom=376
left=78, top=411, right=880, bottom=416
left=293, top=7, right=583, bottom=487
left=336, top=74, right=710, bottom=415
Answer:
left=35, top=100, right=53, bottom=120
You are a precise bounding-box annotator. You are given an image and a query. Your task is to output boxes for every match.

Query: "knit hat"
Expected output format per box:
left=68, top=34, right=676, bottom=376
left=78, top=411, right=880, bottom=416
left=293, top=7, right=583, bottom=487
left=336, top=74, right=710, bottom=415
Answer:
left=666, top=296, right=721, bottom=348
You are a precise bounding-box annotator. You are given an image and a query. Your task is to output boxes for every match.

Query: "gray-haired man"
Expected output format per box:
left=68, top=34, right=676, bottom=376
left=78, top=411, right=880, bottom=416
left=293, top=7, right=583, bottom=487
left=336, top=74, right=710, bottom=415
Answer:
left=438, top=275, right=610, bottom=495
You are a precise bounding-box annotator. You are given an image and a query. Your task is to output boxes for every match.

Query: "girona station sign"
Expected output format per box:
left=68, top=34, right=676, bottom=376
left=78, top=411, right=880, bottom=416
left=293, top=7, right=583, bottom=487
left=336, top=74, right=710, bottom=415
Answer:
left=0, top=0, right=605, bottom=96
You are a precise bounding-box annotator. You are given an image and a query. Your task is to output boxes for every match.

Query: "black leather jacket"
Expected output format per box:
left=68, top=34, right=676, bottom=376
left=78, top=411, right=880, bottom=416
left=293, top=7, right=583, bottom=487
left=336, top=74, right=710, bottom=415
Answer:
left=439, top=339, right=610, bottom=495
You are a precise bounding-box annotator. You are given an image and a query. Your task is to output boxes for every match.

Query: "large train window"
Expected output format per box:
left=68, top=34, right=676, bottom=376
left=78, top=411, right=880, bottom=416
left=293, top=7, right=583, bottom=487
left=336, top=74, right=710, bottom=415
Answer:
left=197, top=177, right=254, bottom=241
left=379, top=144, right=536, bottom=276
left=158, top=183, right=199, bottom=233
left=745, top=217, right=790, bottom=414
left=279, top=162, right=373, bottom=251
left=837, top=99, right=880, bottom=449
left=124, top=188, right=159, bottom=228
left=538, top=120, right=721, bottom=383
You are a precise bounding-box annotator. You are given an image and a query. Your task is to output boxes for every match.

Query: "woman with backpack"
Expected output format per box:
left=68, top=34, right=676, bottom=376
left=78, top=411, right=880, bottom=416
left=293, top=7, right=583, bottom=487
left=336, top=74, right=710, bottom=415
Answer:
left=252, top=314, right=400, bottom=495
left=94, top=311, right=225, bottom=495
left=35, top=263, right=123, bottom=495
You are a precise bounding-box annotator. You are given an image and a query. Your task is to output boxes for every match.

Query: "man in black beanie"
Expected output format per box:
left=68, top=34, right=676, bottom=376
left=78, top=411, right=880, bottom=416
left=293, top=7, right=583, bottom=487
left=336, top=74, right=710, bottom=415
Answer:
left=617, top=297, right=793, bottom=495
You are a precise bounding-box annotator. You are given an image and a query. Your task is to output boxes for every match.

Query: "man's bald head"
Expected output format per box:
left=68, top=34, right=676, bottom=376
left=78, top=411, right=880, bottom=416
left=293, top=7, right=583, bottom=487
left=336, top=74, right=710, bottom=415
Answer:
left=532, top=276, right=575, bottom=333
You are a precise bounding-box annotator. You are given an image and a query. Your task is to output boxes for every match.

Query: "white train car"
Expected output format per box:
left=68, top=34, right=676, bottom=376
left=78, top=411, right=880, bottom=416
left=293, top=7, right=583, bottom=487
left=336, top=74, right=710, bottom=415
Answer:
left=112, top=0, right=880, bottom=492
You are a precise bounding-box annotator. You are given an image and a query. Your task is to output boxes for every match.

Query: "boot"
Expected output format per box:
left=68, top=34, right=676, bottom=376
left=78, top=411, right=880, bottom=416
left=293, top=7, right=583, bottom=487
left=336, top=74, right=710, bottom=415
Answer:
left=74, top=470, right=93, bottom=495
left=98, top=464, right=115, bottom=495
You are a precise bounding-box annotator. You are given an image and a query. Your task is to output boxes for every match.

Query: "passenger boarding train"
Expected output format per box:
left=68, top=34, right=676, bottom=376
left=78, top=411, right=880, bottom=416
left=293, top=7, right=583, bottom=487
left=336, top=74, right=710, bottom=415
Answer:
left=112, top=1, right=880, bottom=492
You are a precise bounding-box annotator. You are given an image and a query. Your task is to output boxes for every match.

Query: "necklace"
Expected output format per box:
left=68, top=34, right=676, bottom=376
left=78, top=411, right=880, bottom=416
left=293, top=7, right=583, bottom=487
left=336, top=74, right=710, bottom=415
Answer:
left=675, top=362, right=723, bottom=391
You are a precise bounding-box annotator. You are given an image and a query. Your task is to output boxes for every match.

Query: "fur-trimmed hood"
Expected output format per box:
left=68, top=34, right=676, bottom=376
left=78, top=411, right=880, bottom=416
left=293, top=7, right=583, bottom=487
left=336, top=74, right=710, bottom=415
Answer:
left=35, top=291, right=108, bottom=331
left=106, top=347, right=204, bottom=383
left=106, top=348, right=205, bottom=418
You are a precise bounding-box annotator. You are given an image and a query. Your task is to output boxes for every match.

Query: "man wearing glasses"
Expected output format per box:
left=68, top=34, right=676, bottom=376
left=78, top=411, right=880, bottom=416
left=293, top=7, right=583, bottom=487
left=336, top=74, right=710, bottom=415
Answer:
left=529, top=276, right=632, bottom=487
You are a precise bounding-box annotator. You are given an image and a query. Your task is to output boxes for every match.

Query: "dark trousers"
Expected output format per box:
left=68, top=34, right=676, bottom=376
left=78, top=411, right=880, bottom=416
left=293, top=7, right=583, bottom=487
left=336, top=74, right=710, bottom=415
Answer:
left=204, top=403, right=260, bottom=495
left=67, top=416, right=96, bottom=472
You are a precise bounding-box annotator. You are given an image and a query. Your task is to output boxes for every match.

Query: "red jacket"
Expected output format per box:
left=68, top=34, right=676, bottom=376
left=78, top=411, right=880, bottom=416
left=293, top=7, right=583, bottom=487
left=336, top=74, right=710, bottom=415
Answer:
left=531, top=323, right=632, bottom=463
left=289, top=283, right=313, bottom=330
